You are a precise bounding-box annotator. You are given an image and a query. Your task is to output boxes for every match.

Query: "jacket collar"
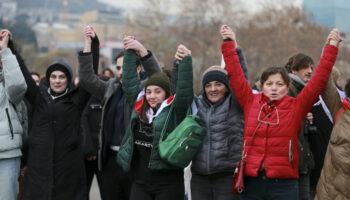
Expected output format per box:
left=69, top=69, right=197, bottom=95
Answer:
left=48, top=88, right=69, bottom=100
left=134, top=89, right=175, bottom=123
left=260, top=93, right=287, bottom=107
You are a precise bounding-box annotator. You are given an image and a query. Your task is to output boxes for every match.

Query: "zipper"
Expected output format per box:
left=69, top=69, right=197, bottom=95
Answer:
left=148, top=123, right=156, bottom=168
left=179, top=132, right=193, bottom=147
left=289, top=140, right=294, bottom=168
left=206, top=106, right=212, bottom=172
left=5, top=108, right=14, bottom=139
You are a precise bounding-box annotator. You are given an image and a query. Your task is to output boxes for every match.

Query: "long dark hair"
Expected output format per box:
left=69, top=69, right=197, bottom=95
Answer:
left=139, top=98, right=151, bottom=123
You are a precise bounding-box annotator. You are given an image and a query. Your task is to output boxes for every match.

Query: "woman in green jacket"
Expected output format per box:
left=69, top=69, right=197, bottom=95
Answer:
left=117, top=37, right=193, bottom=200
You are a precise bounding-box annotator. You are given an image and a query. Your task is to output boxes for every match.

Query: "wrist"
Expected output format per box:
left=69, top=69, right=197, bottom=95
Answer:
left=138, top=47, right=148, bottom=57
left=83, top=47, right=91, bottom=53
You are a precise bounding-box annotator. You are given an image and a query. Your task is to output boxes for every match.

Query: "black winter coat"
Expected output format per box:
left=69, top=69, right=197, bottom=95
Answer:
left=81, top=94, right=103, bottom=158
left=13, top=37, right=99, bottom=200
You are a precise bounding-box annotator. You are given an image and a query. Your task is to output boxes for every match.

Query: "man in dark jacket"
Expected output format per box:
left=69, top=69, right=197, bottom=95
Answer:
left=81, top=92, right=104, bottom=200
left=79, top=36, right=161, bottom=200
left=286, top=53, right=333, bottom=200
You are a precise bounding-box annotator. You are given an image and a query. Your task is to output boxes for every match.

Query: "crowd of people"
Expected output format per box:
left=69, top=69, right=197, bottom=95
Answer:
left=0, top=24, right=348, bottom=200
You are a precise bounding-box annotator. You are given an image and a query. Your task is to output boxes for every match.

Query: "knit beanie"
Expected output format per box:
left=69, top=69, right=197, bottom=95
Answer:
left=46, top=58, right=72, bottom=85
left=202, top=66, right=229, bottom=90
left=145, top=72, right=170, bottom=97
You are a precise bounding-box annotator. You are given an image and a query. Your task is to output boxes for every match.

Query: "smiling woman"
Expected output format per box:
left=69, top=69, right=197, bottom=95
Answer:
left=170, top=42, right=248, bottom=200
left=202, top=66, right=230, bottom=104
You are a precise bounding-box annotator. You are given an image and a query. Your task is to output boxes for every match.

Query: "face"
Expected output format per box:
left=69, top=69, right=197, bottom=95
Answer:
left=292, top=64, right=313, bottom=83
left=205, top=81, right=228, bottom=103
left=145, top=85, right=166, bottom=108
left=115, top=56, right=123, bottom=83
left=31, top=74, right=40, bottom=86
left=103, top=70, right=113, bottom=78
left=262, top=73, right=289, bottom=101
left=49, top=70, right=68, bottom=94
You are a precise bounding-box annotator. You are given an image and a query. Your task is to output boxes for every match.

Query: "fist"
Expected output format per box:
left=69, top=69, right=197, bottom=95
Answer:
left=327, top=29, right=342, bottom=47
left=175, top=44, right=191, bottom=61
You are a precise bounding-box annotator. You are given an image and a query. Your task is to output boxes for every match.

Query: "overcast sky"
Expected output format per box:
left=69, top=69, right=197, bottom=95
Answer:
left=98, top=0, right=303, bottom=13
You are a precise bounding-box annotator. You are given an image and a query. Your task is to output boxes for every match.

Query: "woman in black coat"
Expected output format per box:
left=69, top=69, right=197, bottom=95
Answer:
left=11, top=27, right=99, bottom=200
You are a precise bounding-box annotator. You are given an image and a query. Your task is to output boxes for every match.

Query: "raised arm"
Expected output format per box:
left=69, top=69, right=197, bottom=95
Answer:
left=124, top=36, right=161, bottom=85
left=79, top=26, right=108, bottom=101
left=121, top=36, right=142, bottom=107
left=296, top=29, right=340, bottom=118
left=173, top=44, right=193, bottom=121
left=1, top=30, right=27, bottom=105
left=220, top=25, right=254, bottom=110
left=140, top=50, right=161, bottom=79
left=236, top=46, right=248, bottom=80
left=321, top=70, right=342, bottom=119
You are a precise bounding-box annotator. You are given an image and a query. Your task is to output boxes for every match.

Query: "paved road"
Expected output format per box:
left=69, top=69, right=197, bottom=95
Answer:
left=89, top=177, right=102, bottom=200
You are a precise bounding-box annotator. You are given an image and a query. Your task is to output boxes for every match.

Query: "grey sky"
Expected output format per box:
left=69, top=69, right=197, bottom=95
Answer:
left=98, top=0, right=303, bottom=13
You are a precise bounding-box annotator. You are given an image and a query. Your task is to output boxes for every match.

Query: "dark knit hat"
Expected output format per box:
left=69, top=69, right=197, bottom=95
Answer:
left=145, top=72, right=170, bottom=97
left=46, top=58, right=73, bottom=85
left=202, top=66, right=229, bottom=89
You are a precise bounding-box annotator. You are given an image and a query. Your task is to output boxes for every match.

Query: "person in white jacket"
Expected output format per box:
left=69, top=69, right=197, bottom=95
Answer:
left=0, top=29, right=27, bottom=200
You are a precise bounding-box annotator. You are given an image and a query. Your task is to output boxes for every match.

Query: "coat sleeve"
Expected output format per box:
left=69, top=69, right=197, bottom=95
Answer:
left=174, top=56, right=193, bottom=122
left=170, top=60, right=179, bottom=95
left=78, top=35, right=108, bottom=101
left=222, top=41, right=254, bottom=111
left=295, top=45, right=338, bottom=120
left=321, top=70, right=342, bottom=120
left=1, top=48, right=27, bottom=105
left=140, top=50, right=161, bottom=78
left=236, top=46, right=248, bottom=80
left=75, top=37, right=100, bottom=110
left=8, top=40, right=38, bottom=105
left=122, top=50, right=141, bottom=108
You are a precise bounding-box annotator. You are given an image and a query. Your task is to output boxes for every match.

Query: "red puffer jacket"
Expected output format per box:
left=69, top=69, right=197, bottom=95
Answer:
left=222, top=41, right=338, bottom=179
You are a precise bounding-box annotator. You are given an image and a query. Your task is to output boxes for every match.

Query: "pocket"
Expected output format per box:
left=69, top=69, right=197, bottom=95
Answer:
left=289, top=140, right=294, bottom=168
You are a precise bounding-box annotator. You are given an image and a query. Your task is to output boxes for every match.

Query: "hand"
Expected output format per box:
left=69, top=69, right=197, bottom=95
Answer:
left=86, top=156, right=97, bottom=161
left=122, top=36, right=148, bottom=57
left=174, top=44, right=191, bottom=61
left=327, top=29, right=342, bottom=47
left=83, top=26, right=96, bottom=53
left=220, top=25, right=238, bottom=47
left=306, top=112, right=313, bottom=125
left=0, top=29, right=11, bottom=50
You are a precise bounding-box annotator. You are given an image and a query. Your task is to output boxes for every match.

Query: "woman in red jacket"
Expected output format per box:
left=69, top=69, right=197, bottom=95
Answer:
left=220, top=25, right=341, bottom=200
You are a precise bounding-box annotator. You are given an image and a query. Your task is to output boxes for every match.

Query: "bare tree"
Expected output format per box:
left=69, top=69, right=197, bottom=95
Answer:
left=125, top=1, right=350, bottom=91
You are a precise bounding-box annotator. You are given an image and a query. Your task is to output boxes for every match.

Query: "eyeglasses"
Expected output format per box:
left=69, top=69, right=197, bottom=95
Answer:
left=257, top=103, right=279, bottom=126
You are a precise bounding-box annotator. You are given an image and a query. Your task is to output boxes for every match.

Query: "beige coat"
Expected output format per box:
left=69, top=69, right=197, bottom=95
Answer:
left=315, top=74, right=350, bottom=200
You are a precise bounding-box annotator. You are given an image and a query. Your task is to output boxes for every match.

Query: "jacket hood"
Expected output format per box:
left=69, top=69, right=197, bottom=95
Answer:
left=46, top=58, right=73, bottom=85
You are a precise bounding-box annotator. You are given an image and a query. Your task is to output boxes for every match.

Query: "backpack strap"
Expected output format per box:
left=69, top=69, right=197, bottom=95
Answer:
left=160, top=103, right=175, bottom=141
